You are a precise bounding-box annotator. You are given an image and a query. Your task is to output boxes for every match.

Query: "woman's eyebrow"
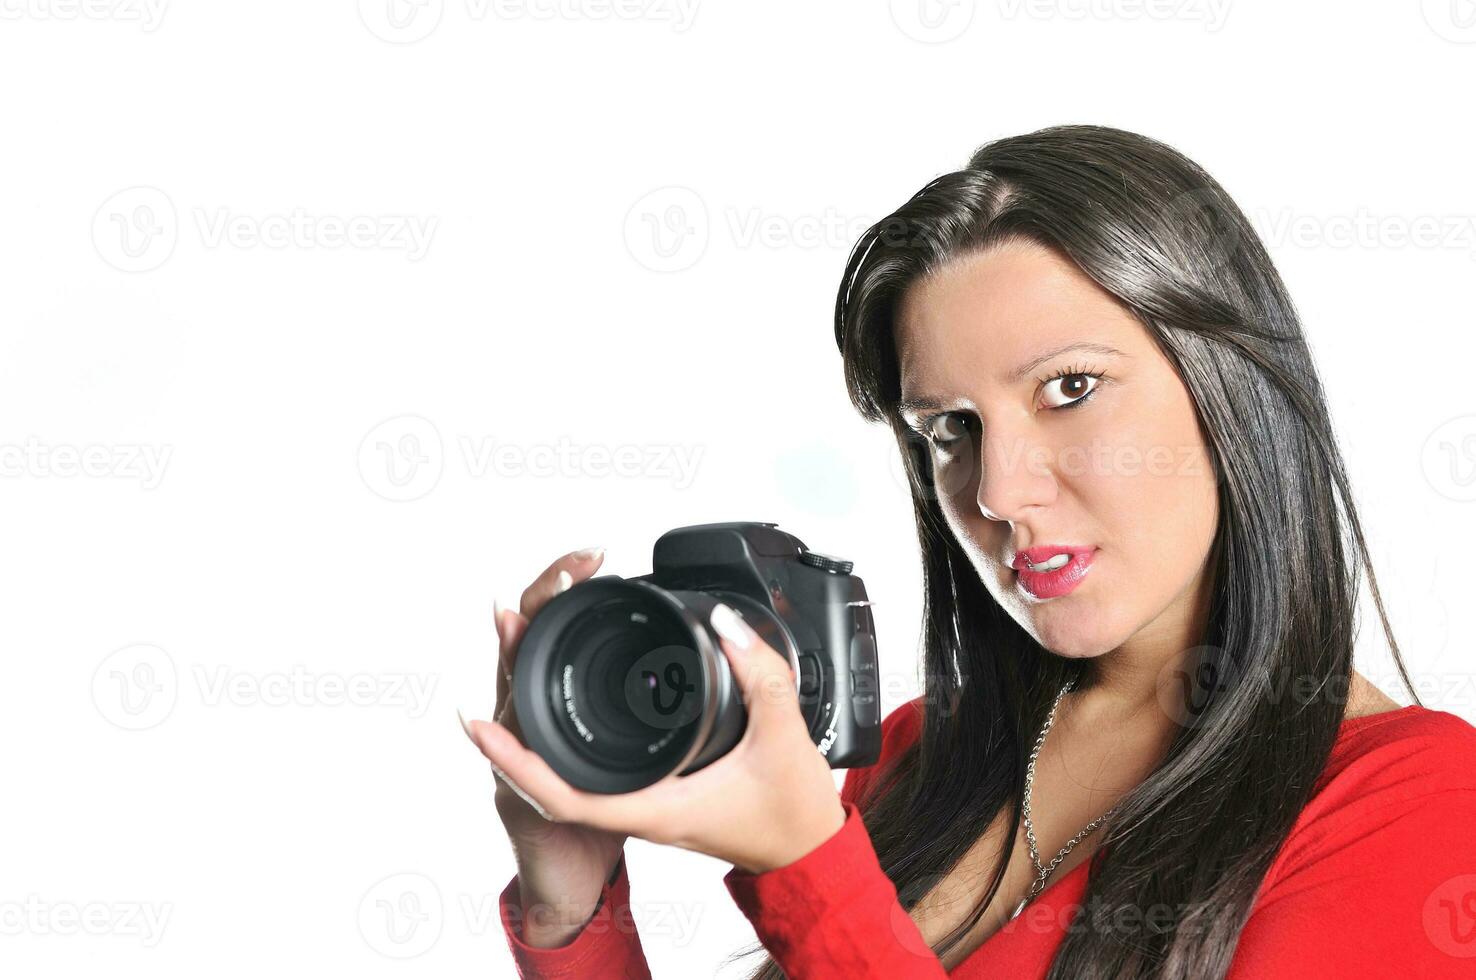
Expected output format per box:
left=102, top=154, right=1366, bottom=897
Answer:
left=1005, top=342, right=1127, bottom=383
left=897, top=393, right=949, bottom=415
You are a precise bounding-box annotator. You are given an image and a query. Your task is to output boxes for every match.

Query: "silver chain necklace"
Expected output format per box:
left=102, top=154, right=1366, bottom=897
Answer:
left=1009, top=676, right=1122, bottom=920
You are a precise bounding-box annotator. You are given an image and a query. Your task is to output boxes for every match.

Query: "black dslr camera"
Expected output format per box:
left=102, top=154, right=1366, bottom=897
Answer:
left=511, top=522, right=882, bottom=793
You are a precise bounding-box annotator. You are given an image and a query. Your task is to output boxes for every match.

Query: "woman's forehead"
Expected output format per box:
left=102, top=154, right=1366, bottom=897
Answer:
left=897, top=245, right=1141, bottom=393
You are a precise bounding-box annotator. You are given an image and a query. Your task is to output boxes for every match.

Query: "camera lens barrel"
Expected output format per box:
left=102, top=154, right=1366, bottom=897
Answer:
left=512, top=577, right=791, bottom=793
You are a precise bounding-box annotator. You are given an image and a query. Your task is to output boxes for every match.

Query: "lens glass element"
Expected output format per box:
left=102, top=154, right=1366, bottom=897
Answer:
left=550, top=594, right=705, bottom=773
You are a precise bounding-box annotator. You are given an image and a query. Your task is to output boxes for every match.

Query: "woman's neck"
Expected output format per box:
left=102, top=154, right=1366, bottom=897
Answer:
left=1069, top=550, right=1218, bottom=730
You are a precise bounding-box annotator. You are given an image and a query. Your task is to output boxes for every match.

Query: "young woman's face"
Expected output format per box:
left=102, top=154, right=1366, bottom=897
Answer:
left=895, top=239, right=1220, bottom=661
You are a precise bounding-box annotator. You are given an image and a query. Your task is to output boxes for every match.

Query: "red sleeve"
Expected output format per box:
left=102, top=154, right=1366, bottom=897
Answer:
left=1227, top=713, right=1476, bottom=978
left=721, top=698, right=947, bottom=978
left=498, top=853, right=652, bottom=979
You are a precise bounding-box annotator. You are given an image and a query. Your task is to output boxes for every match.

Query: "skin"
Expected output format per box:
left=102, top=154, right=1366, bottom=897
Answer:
left=893, top=238, right=1399, bottom=965
left=462, top=548, right=846, bottom=949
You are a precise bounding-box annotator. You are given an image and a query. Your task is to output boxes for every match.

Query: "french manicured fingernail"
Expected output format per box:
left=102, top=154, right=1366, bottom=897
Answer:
left=493, top=597, right=505, bottom=633
left=572, top=546, right=604, bottom=561
left=556, top=570, right=573, bottom=593
left=710, top=602, right=753, bottom=650
left=457, top=708, right=478, bottom=746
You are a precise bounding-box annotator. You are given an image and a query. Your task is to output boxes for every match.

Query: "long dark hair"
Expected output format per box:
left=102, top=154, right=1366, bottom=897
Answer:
left=728, top=124, right=1421, bottom=979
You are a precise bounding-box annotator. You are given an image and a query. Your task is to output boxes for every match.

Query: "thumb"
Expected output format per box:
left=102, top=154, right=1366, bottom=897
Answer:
left=708, top=602, right=798, bottom=723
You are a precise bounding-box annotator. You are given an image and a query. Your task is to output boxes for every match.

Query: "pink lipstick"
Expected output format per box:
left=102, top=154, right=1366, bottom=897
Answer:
left=1010, top=544, right=1097, bottom=600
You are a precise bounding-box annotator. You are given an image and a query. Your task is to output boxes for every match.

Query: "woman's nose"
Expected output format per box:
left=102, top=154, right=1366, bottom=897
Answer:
left=974, top=429, right=1059, bottom=522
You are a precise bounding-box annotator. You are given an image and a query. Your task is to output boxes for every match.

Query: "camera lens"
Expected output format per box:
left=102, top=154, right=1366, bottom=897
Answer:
left=513, top=577, right=748, bottom=793
left=551, top=593, right=704, bottom=770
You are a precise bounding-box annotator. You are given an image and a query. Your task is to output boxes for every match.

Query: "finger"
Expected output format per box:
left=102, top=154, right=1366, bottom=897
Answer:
left=494, top=598, right=511, bottom=710
left=461, top=704, right=533, bottom=798
left=708, top=602, right=799, bottom=725
left=494, top=598, right=530, bottom=711
left=497, top=546, right=600, bottom=715
left=465, top=717, right=641, bottom=830
left=518, top=546, right=606, bottom=622
left=495, top=610, right=529, bottom=735
left=462, top=717, right=559, bottom=820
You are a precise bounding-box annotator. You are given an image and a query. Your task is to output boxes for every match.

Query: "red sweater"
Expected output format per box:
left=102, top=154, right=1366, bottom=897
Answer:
left=498, top=699, right=1476, bottom=977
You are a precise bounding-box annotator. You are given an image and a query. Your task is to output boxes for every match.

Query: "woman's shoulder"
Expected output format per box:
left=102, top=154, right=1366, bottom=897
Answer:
left=1234, top=706, right=1476, bottom=970
left=1323, top=702, right=1476, bottom=791
left=1259, top=705, right=1476, bottom=900
left=1301, top=703, right=1476, bottom=827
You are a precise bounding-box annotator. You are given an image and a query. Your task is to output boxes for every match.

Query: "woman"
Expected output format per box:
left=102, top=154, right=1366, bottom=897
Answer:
left=463, top=124, right=1476, bottom=978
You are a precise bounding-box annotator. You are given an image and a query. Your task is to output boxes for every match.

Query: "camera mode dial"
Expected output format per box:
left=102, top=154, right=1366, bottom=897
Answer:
left=798, top=550, right=854, bottom=575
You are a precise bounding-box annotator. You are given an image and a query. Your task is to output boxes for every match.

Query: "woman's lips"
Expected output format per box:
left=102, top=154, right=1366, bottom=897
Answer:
left=1010, top=545, right=1097, bottom=599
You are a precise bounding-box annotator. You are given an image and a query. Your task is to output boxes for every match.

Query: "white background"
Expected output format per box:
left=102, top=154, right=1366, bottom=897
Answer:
left=3, top=1, right=1474, bottom=976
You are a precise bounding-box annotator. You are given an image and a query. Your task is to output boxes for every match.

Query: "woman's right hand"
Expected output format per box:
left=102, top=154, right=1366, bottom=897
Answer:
left=460, top=546, right=626, bottom=949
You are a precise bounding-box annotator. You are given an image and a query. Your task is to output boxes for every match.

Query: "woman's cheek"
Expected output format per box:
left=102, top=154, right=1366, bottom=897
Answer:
left=933, top=451, right=981, bottom=523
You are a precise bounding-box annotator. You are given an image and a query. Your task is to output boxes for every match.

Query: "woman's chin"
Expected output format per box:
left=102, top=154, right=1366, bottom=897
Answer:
left=1027, top=612, right=1121, bottom=660
left=1037, top=636, right=1112, bottom=660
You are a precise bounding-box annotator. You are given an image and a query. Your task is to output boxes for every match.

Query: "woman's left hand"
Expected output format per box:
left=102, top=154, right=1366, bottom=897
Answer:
left=462, top=601, right=848, bottom=874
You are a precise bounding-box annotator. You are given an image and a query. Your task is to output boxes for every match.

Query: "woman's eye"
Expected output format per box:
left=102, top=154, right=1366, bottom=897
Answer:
left=923, top=412, right=971, bottom=448
left=1040, top=372, right=1102, bottom=409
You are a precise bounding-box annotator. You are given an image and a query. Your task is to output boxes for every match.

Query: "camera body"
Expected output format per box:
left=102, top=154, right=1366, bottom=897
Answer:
left=511, top=521, right=882, bottom=793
